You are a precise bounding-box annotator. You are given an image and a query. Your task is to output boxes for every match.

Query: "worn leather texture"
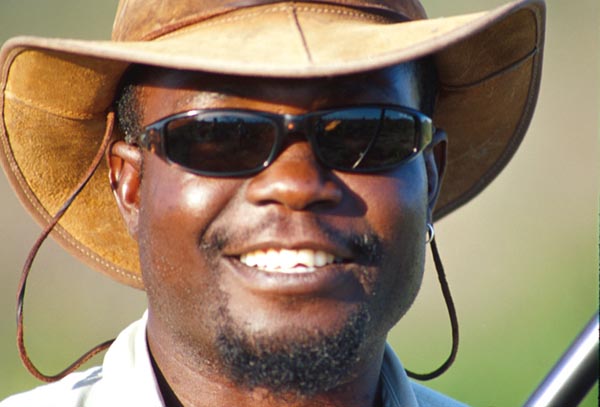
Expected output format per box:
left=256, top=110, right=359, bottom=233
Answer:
left=0, top=0, right=545, bottom=287
left=433, top=8, right=540, bottom=215
left=112, top=0, right=427, bottom=41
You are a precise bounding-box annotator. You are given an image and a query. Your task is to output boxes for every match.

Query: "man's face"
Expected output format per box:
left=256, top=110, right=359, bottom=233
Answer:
left=112, top=65, right=442, bottom=393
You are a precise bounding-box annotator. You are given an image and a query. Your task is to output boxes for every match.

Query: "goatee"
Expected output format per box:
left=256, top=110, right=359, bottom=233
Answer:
left=215, top=306, right=370, bottom=396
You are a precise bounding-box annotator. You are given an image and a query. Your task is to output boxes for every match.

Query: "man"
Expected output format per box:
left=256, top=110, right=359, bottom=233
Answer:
left=0, top=0, right=546, bottom=406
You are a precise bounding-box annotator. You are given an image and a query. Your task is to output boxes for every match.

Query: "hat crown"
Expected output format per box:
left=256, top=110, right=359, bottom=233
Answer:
left=112, top=0, right=427, bottom=41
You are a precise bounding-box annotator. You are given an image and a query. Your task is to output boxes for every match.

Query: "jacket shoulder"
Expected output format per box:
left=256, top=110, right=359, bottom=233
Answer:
left=0, top=367, right=103, bottom=407
left=411, top=382, right=470, bottom=407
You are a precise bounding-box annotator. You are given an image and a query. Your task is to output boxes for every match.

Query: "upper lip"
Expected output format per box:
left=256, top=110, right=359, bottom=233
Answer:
left=216, top=222, right=369, bottom=296
left=214, top=213, right=366, bottom=264
left=223, top=239, right=354, bottom=261
left=223, top=240, right=362, bottom=296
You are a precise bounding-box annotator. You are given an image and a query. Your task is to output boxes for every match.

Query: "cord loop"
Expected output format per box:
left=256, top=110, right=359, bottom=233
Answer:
left=16, top=111, right=116, bottom=382
left=405, top=232, right=460, bottom=381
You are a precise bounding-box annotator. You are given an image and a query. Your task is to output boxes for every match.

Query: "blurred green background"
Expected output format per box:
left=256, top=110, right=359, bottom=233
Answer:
left=0, top=0, right=597, bottom=405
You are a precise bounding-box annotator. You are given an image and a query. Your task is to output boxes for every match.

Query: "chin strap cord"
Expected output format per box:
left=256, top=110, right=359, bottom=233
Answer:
left=405, top=236, right=459, bottom=381
left=16, top=112, right=116, bottom=382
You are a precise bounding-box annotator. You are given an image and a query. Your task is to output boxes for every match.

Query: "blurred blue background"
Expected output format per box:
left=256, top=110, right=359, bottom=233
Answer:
left=0, top=0, right=597, bottom=405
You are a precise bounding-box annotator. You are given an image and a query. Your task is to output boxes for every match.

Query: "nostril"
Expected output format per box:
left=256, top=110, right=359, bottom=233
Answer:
left=245, top=145, right=342, bottom=210
left=247, top=170, right=343, bottom=210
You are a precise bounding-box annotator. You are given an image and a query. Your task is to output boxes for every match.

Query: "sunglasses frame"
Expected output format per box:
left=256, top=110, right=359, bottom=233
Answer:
left=136, top=105, right=434, bottom=177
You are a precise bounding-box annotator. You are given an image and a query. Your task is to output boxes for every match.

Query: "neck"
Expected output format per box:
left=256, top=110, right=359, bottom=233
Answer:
left=147, top=330, right=386, bottom=407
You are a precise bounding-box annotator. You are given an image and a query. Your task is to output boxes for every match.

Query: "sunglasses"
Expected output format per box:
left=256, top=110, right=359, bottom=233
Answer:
left=136, top=105, right=433, bottom=177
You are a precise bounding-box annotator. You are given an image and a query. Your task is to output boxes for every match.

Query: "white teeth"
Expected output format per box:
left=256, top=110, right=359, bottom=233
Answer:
left=315, top=251, right=327, bottom=267
left=239, top=249, right=338, bottom=273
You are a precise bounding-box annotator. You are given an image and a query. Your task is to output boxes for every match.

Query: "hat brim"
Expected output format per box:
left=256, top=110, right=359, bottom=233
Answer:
left=0, top=0, right=545, bottom=289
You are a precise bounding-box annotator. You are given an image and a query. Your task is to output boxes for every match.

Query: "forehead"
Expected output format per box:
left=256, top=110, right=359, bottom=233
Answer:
left=130, top=64, right=422, bottom=122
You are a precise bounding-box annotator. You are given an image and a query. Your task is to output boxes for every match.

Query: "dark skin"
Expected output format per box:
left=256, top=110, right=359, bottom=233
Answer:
left=108, top=65, right=446, bottom=407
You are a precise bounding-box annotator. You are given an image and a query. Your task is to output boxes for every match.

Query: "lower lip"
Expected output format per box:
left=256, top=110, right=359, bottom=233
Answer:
left=225, top=257, right=359, bottom=296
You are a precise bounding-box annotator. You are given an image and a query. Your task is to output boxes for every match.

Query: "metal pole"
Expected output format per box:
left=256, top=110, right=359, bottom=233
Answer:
left=523, top=311, right=599, bottom=407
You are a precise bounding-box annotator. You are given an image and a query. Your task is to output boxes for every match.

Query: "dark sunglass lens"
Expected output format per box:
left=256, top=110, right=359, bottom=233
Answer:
left=164, top=113, right=277, bottom=174
left=316, top=108, right=417, bottom=170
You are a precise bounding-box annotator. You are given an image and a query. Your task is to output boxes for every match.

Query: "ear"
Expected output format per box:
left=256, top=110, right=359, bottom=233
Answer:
left=423, top=129, right=447, bottom=223
left=108, top=141, right=142, bottom=239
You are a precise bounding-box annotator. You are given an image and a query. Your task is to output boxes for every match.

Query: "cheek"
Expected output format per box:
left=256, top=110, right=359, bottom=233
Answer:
left=344, top=159, right=429, bottom=324
left=136, top=155, right=241, bottom=304
left=345, top=159, right=428, bottom=243
left=141, top=158, right=231, bottom=230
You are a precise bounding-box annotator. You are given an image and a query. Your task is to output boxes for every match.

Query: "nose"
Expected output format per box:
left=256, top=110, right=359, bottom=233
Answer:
left=245, top=141, right=343, bottom=211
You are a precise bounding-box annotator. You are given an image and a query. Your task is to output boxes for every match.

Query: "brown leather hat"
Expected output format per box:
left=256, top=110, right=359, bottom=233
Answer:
left=0, top=0, right=545, bottom=289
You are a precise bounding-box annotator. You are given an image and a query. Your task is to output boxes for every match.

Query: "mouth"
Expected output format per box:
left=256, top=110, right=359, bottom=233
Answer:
left=239, top=248, right=343, bottom=274
left=223, top=244, right=360, bottom=296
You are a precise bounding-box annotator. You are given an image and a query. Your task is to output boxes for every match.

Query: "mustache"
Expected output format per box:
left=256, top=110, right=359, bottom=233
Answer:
left=200, top=215, right=382, bottom=265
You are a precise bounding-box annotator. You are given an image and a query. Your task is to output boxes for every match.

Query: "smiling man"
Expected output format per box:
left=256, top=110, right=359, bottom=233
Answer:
left=110, top=64, right=441, bottom=405
left=0, top=0, right=545, bottom=406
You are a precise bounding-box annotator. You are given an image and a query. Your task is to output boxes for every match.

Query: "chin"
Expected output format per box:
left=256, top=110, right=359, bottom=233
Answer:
left=213, top=303, right=371, bottom=396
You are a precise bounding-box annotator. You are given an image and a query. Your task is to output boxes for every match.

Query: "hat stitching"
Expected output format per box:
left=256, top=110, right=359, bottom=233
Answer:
left=294, top=5, right=391, bottom=21
left=154, top=5, right=289, bottom=40
left=4, top=91, right=101, bottom=120
left=0, top=105, right=140, bottom=282
left=17, top=164, right=140, bottom=281
left=137, top=5, right=244, bottom=41
left=4, top=154, right=139, bottom=281
left=156, top=3, right=389, bottom=41
left=127, top=1, right=404, bottom=42
left=307, top=0, right=414, bottom=21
